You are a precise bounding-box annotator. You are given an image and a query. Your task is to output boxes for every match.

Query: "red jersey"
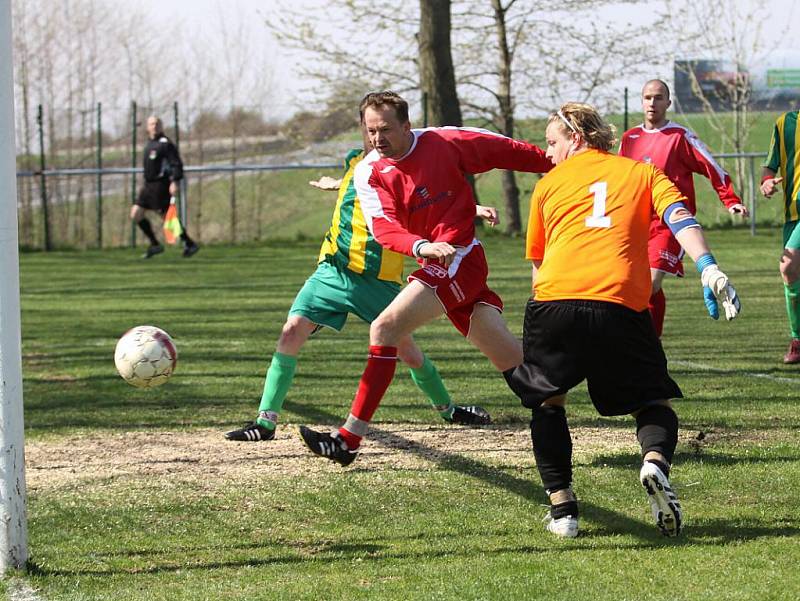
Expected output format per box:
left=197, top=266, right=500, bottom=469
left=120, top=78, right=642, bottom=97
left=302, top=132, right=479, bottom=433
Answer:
left=354, top=127, right=552, bottom=256
left=619, top=121, right=741, bottom=214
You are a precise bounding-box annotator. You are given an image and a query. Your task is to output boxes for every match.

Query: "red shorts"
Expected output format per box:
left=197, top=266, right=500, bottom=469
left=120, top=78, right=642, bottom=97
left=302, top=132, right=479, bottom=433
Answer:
left=408, top=241, right=503, bottom=337
left=648, top=221, right=685, bottom=277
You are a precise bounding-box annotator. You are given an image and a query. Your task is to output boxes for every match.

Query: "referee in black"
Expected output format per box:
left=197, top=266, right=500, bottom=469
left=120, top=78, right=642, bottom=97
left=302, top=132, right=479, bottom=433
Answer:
left=131, top=115, right=199, bottom=258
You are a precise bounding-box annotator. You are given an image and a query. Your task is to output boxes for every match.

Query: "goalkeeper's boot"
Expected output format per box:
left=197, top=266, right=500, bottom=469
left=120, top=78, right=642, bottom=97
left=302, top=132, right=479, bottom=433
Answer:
left=224, top=422, right=275, bottom=442
left=183, top=241, right=200, bottom=258
left=447, top=404, right=492, bottom=425
left=640, top=461, right=683, bottom=537
left=783, top=338, right=800, bottom=364
left=143, top=243, right=164, bottom=259
left=298, top=426, right=359, bottom=466
left=545, top=515, right=579, bottom=539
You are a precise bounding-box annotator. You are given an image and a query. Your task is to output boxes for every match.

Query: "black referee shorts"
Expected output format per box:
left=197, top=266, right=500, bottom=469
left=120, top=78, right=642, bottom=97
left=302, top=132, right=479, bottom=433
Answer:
left=136, top=180, right=171, bottom=214
left=510, top=299, right=682, bottom=416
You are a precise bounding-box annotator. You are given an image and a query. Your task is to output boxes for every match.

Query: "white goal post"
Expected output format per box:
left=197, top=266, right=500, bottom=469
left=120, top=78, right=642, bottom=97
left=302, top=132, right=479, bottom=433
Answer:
left=0, top=0, right=30, bottom=572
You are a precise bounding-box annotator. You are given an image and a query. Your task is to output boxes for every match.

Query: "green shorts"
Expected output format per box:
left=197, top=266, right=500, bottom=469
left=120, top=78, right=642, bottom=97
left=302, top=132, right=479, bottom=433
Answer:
left=288, top=261, right=401, bottom=331
left=784, top=220, right=800, bottom=250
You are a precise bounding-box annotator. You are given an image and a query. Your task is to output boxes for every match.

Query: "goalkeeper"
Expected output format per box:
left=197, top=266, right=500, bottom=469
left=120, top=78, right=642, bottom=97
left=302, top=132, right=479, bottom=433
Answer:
left=507, top=102, right=741, bottom=540
left=224, top=127, right=493, bottom=442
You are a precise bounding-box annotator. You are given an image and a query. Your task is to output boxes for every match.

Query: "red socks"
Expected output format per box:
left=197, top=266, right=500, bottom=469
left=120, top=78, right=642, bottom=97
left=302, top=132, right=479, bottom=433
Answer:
left=338, top=345, right=398, bottom=449
left=649, top=289, right=666, bottom=337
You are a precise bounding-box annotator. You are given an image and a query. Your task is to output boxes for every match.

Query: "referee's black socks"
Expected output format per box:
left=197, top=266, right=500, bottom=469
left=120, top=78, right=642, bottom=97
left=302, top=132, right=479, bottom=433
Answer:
left=137, top=218, right=159, bottom=246
left=636, top=404, right=679, bottom=475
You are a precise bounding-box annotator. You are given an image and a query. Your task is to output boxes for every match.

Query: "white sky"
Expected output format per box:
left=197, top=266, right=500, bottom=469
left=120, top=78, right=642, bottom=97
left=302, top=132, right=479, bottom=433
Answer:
left=121, top=0, right=799, bottom=118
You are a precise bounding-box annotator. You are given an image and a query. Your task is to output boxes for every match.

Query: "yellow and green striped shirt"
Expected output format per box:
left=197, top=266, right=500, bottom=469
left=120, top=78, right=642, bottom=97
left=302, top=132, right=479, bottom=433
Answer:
left=765, top=110, right=800, bottom=222
left=318, top=149, right=404, bottom=284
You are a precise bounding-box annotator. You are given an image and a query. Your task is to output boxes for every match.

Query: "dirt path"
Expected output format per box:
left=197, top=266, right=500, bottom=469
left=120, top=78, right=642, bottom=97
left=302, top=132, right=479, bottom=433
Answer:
left=24, top=423, right=730, bottom=494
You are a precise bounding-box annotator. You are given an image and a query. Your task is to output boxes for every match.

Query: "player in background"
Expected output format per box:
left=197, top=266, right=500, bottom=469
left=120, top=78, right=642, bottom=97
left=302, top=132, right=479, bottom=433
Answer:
left=761, top=109, right=800, bottom=363
left=224, top=124, right=494, bottom=443
left=298, top=90, right=553, bottom=466
left=509, top=102, right=740, bottom=538
left=619, top=79, right=747, bottom=336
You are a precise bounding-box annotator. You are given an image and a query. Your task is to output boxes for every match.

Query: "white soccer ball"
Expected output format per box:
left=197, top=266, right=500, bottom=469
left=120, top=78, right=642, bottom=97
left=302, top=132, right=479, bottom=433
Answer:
left=114, top=325, right=177, bottom=388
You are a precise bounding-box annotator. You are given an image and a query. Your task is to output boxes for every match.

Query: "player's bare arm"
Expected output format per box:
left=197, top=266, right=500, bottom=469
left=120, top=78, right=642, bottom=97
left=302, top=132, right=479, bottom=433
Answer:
left=760, top=168, right=783, bottom=198
left=416, top=241, right=458, bottom=267
left=309, top=176, right=343, bottom=191
left=666, top=206, right=741, bottom=321
left=476, top=205, right=500, bottom=227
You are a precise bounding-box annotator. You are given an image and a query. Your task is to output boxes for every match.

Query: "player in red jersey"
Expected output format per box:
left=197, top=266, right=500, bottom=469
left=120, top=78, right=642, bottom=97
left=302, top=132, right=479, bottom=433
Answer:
left=299, top=90, right=553, bottom=466
left=619, top=79, right=748, bottom=335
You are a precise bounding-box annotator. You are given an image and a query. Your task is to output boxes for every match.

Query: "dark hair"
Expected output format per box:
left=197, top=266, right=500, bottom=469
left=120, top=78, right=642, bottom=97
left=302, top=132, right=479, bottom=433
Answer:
left=642, top=79, right=671, bottom=100
left=359, top=90, right=409, bottom=124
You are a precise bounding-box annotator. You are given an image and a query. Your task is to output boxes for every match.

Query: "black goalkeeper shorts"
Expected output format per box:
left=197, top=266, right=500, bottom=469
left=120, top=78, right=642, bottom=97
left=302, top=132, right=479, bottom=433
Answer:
left=509, top=299, right=682, bottom=416
left=136, top=179, right=171, bottom=214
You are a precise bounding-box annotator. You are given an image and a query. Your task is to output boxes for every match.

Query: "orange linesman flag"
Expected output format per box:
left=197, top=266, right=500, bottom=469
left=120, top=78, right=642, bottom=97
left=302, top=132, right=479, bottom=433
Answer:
left=163, top=197, right=183, bottom=245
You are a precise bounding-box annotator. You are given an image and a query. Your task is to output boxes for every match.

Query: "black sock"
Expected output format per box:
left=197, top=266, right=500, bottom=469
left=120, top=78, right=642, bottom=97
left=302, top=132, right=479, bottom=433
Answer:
left=636, top=404, right=679, bottom=467
left=137, top=218, right=159, bottom=246
left=551, top=499, right=579, bottom=519
left=530, top=404, right=573, bottom=492
left=180, top=229, right=194, bottom=245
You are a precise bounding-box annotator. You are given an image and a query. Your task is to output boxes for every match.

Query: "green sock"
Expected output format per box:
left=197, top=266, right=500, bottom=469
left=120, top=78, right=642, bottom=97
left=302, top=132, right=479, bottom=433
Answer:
left=256, top=352, right=298, bottom=430
left=409, top=355, right=454, bottom=419
left=785, top=280, right=800, bottom=339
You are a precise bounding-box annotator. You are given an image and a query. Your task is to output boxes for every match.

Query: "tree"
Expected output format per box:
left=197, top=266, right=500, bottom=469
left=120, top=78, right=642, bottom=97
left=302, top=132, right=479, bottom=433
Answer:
left=662, top=0, right=795, bottom=199
left=418, top=0, right=463, bottom=127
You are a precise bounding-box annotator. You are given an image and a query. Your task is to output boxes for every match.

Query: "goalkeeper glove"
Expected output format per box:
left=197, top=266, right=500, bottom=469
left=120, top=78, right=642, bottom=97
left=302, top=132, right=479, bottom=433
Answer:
left=697, top=253, right=740, bottom=321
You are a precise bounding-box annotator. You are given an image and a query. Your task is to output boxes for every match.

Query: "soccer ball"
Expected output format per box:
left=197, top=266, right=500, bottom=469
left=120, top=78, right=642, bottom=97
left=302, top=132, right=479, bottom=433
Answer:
left=114, top=325, right=177, bottom=388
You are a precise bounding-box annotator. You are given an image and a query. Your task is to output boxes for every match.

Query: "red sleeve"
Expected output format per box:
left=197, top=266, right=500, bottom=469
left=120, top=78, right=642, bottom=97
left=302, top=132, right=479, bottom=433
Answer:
left=436, top=127, right=552, bottom=175
left=681, top=132, right=742, bottom=208
left=354, top=162, right=423, bottom=256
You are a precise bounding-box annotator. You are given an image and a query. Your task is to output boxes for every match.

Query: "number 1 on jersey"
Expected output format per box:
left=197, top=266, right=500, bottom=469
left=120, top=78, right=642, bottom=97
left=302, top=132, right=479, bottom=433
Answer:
left=585, top=181, right=611, bottom=228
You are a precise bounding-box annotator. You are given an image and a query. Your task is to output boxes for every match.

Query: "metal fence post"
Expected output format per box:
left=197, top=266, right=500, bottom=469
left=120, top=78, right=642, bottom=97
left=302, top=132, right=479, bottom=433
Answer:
left=96, top=102, right=103, bottom=248
left=130, top=100, right=137, bottom=247
left=36, top=104, right=51, bottom=251
left=749, top=155, right=757, bottom=236
left=623, top=87, right=629, bottom=133
left=173, top=101, right=187, bottom=225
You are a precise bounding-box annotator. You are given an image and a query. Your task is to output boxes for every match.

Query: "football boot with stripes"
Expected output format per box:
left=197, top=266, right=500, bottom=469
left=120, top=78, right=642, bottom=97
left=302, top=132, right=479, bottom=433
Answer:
left=640, top=461, right=683, bottom=536
left=448, top=404, right=491, bottom=425
left=224, top=422, right=275, bottom=442
left=298, top=426, right=359, bottom=466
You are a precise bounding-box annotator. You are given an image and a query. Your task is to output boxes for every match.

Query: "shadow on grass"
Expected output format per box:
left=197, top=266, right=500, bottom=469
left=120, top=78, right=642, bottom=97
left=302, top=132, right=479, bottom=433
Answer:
left=589, top=449, right=800, bottom=468
left=29, top=518, right=800, bottom=578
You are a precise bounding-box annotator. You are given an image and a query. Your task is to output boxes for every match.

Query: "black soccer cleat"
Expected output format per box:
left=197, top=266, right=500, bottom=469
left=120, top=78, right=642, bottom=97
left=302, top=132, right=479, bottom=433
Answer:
left=298, top=426, right=359, bottom=466
left=142, top=244, right=164, bottom=259
left=447, top=404, right=492, bottom=425
left=183, top=242, right=200, bottom=258
left=224, top=422, right=276, bottom=442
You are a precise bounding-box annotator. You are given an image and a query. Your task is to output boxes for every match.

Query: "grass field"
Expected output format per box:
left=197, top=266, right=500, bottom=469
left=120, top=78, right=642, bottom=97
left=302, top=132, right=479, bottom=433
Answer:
left=7, top=229, right=800, bottom=600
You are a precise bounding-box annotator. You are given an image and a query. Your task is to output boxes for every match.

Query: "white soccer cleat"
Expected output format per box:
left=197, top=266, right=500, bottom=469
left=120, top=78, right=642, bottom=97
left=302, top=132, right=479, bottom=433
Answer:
left=545, top=515, right=579, bottom=538
left=640, top=461, right=683, bottom=537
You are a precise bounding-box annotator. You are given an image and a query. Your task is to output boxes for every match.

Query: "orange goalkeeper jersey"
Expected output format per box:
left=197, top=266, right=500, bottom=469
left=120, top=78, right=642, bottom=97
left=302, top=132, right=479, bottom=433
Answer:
left=526, top=149, right=686, bottom=311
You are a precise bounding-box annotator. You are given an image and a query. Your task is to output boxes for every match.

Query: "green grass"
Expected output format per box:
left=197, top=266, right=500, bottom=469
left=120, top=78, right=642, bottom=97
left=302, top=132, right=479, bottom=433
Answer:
left=14, top=229, right=800, bottom=600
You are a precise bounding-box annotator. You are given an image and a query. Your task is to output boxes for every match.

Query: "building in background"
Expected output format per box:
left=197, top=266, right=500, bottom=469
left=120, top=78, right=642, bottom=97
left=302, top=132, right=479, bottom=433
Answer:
left=675, top=51, right=800, bottom=112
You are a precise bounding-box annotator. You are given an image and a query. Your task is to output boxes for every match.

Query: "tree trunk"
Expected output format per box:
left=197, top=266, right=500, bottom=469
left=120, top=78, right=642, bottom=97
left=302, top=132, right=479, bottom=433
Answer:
left=492, top=0, right=521, bottom=234
left=418, top=0, right=462, bottom=127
